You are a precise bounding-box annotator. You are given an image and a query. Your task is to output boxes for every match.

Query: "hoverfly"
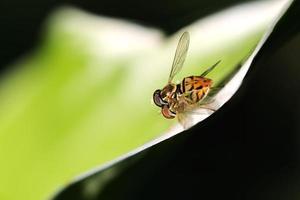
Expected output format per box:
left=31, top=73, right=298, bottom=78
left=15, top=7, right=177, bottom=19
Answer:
left=153, top=31, right=220, bottom=127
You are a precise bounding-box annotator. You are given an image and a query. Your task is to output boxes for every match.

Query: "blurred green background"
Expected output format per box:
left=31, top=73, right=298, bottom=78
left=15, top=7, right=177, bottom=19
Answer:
left=0, top=0, right=299, bottom=200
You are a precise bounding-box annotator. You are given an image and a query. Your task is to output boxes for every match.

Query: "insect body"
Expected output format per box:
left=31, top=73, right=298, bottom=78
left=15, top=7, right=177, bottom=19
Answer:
left=153, top=31, right=220, bottom=124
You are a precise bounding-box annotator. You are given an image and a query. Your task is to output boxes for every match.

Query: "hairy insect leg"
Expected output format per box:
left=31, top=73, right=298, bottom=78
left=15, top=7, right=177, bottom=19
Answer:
left=198, top=105, right=216, bottom=112
left=198, top=85, right=224, bottom=105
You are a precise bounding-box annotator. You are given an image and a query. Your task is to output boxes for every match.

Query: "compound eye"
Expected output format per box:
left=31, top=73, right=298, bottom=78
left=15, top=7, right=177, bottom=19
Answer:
left=161, top=105, right=176, bottom=119
left=153, top=89, right=167, bottom=107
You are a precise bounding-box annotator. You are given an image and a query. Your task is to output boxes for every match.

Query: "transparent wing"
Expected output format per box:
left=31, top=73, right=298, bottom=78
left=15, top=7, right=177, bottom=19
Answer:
left=200, top=60, right=221, bottom=77
left=177, top=105, right=214, bottom=129
left=176, top=94, right=216, bottom=129
left=168, top=31, right=190, bottom=83
left=177, top=112, right=193, bottom=129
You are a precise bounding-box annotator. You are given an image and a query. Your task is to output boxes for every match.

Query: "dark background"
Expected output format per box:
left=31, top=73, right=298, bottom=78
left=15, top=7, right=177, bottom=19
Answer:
left=1, top=0, right=299, bottom=199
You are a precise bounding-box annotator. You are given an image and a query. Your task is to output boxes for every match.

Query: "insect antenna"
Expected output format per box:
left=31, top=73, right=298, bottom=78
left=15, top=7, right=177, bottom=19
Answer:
left=200, top=60, right=221, bottom=77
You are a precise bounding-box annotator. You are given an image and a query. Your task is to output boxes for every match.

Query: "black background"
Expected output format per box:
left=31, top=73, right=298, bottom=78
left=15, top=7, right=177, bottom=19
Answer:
left=1, top=0, right=300, bottom=199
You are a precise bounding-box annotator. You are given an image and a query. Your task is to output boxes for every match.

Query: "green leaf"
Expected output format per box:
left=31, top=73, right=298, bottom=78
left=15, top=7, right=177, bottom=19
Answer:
left=0, top=1, right=292, bottom=200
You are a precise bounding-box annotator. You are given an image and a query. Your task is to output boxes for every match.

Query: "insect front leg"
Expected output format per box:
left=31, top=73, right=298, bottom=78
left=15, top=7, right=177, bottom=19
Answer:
left=175, top=95, right=191, bottom=112
left=180, top=92, right=195, bottom=105
left=198, top=104, right=216, bottom=112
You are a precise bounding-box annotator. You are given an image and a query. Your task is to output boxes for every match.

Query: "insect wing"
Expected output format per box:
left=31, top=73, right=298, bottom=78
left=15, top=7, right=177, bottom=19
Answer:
left=177, top=105, right=214, bottom=129
left=200, top=60, right=221, bottom=77
left=168, top=31, right=190, bottom=83
left=177, top=112, right=193, bottom=129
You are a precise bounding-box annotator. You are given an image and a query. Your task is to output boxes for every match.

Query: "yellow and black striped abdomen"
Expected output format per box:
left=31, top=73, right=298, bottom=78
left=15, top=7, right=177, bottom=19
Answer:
left=180, top=76, right=213, bottom=104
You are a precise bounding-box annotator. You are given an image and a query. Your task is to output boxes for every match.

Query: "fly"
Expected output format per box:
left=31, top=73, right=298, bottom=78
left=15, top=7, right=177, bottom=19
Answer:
left=153, top=31, right=220, bottom=126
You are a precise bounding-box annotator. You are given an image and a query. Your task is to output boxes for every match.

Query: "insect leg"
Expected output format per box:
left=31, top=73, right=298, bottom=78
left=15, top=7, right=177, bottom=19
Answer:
left=198, top=105, right=216, bottom=112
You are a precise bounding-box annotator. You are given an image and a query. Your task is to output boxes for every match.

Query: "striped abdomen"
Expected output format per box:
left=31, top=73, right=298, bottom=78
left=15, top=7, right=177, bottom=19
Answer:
left=180, top=76, right=213, bottom=104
